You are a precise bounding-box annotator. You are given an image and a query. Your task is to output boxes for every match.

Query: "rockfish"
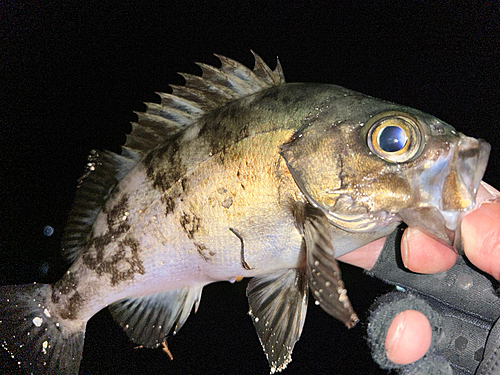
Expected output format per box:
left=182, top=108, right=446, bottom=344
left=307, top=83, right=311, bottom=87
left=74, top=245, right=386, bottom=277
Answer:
left=0, top=52, right=490, bottom=374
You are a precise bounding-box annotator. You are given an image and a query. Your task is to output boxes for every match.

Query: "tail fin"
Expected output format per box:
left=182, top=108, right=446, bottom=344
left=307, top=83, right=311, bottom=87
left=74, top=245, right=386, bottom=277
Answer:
left=0, top=283, right=86, bottom=375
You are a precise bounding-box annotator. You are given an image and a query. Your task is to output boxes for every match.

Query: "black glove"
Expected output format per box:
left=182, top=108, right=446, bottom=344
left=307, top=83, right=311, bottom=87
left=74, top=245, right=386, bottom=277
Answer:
left=365, top=226, right=500, bottom=375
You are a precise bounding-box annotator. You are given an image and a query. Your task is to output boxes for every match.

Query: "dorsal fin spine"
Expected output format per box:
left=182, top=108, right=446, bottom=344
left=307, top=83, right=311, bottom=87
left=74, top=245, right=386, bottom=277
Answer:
left=156, top=93, right=204, bottom=115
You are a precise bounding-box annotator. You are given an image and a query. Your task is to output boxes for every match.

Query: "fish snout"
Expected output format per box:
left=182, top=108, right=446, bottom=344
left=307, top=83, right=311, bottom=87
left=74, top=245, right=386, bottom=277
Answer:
left=400, top=134, right=490, bottom=249
left=445, top=135, right=490, bottom=250
left=441, top=135, right=490, bottom=212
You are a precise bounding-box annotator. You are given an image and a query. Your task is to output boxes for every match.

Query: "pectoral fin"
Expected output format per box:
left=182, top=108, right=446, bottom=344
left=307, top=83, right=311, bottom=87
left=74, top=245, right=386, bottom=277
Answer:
left=246, top=268, right=308, bottom=373
left=304, top=205, right=359, bottom=328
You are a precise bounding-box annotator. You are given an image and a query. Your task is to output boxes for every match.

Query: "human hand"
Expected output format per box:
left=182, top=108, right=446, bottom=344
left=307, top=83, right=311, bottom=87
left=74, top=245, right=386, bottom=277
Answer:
left=338, top=181, right=500, bottom=365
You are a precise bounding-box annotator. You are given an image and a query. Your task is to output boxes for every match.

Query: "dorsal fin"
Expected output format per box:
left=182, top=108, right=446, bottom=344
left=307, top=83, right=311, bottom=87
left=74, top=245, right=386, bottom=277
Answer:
left=62, top=149, right=140, bottom=262
left=125, top=51, right=285, bottom=154
left=62, top=52, right=284, bottom=263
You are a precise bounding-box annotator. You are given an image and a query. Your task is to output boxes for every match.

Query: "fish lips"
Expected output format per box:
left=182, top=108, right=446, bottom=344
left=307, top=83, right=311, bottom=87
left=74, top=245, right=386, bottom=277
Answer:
left=398, top=135, right=491, bottom=252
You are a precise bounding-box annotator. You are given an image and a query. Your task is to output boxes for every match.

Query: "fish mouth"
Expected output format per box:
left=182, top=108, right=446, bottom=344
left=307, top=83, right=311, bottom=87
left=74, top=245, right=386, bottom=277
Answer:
left=399, top=134, right=490, bottom=251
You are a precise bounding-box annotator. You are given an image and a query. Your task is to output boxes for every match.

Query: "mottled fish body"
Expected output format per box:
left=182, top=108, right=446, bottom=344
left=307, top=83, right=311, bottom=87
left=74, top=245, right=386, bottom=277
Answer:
left=0, top=53, right=490, bottom=374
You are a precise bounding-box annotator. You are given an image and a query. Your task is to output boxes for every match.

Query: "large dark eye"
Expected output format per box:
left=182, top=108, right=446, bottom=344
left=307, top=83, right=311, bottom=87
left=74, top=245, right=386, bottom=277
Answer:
left=366, top=111, right=423, bottom=163
left=378, top=126, right=408, bottom=152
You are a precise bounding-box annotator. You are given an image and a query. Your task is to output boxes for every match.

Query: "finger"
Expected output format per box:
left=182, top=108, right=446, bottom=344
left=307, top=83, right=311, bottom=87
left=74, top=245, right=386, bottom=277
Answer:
left=385, top=310, right=432, bottom=365
left=338, top=237, right=386, bottom=270
left=462, top=183, right=500, bottom=280
left=476, top=181, right=500, bottom=203
left=401, top=228, right=458, bottom=273
left=399, top=182, right=499, bottom=274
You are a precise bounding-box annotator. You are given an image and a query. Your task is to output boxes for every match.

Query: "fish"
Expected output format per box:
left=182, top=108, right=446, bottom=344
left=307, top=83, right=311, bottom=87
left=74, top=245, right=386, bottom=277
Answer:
left=0, top=52, right=490, bottom=374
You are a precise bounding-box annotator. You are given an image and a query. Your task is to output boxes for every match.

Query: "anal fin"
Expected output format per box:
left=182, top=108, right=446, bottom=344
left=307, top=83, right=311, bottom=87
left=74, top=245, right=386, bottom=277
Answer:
left=246, top=268, right=308, bottom=373
left=108, top=286, right=203, bottom=349
left=304, top=205, right=359, bottom=328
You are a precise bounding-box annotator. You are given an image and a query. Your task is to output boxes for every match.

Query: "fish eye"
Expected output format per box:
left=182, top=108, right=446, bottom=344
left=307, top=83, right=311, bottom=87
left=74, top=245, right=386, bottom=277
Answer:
left=366, top=111, right=423, bottom=163
left=377, top=126, right=408, bottom=152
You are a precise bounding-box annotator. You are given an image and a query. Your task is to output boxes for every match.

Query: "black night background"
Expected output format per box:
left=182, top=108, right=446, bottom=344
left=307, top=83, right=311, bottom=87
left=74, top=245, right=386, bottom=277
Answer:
left=1, top=1, right=499, bottom=374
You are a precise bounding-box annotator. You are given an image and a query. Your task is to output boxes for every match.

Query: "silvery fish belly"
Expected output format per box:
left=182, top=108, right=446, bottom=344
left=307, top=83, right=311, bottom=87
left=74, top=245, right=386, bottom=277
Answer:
left=0, top=53, right=490, bottom=374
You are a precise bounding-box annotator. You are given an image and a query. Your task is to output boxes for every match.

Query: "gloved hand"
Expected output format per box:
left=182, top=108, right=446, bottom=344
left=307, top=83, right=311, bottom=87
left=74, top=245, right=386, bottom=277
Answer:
left=366, top=226, right=500, bottom=374
left=339, top=181, right=500, bottom=374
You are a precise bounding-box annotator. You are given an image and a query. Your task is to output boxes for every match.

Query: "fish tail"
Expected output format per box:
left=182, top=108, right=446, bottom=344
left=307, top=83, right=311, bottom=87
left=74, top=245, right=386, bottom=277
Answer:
left=0, top=283, right=86, bottom=375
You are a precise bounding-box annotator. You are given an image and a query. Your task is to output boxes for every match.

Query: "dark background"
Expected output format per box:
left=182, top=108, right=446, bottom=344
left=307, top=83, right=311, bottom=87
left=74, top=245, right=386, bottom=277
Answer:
left=1, top=1, right=499, bottom=374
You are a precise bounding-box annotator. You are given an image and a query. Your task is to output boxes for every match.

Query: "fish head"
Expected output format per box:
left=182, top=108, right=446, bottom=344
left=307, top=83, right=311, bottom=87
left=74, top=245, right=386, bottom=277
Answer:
left=280, top=90, right=490, bottom=250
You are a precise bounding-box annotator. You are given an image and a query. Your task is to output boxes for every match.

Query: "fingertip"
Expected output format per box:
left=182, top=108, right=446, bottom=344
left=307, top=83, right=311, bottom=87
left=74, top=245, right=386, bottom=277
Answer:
left=402, top=228, right=458, bottom=274
left=385, top=310, right=432, bottom=365
left=462, top=200, right=500, bottom=280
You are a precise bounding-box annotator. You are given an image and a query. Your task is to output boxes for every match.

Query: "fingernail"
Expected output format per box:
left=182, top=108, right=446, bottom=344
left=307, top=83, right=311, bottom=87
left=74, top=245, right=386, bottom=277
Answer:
left=401, top=230, right=410, bottom=268
left=479, top=200, right=500, bottom=219
left=480, top=181, right=500, bottom=197
left=385, top=310, right=432, bottom=364
left=385, top=313, right=404, bottom=361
